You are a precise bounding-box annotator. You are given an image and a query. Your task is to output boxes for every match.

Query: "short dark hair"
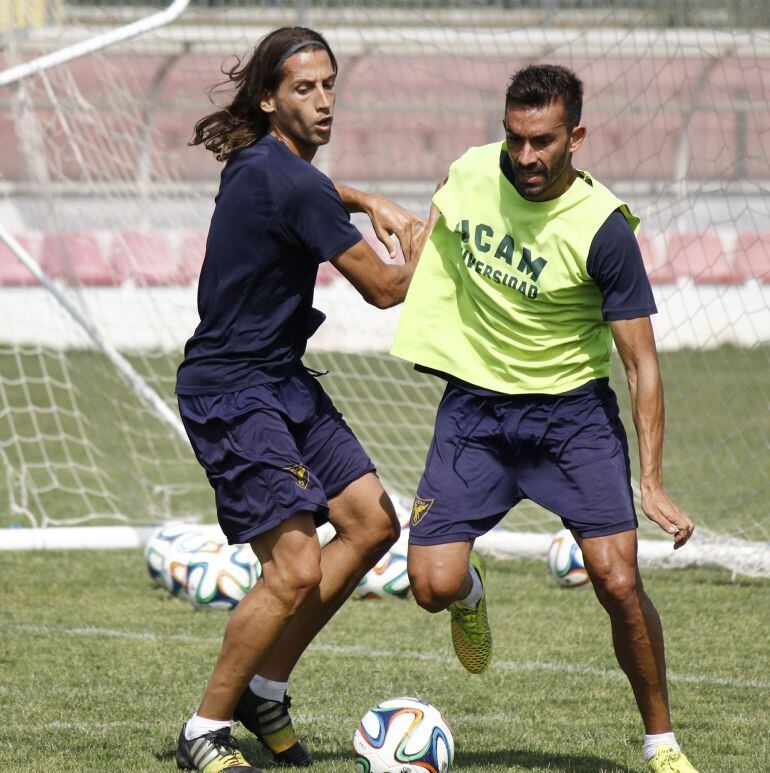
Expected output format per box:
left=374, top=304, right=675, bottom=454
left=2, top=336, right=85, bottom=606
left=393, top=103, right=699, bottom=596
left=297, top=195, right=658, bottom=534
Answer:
left=191, top=27, right=337, bottom=161
left=505, top=64, right=583, bottom=129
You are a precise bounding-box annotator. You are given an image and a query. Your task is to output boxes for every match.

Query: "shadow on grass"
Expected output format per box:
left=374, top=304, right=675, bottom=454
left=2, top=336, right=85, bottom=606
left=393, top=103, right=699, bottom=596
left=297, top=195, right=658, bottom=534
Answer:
left=456, top=748, right=637, bottom=771
left=153, top=746, right=177, bottom=763
left=157, top=736, right=637, bottom=772
left=236, top=737, right=637, bottom=772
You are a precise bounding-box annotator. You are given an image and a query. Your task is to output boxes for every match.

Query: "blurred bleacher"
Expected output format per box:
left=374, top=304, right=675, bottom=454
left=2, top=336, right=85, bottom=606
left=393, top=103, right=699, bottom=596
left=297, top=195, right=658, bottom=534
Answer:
left=2, top=225, right=768, bottom=287
left=1, top=3, right=769, bottom=287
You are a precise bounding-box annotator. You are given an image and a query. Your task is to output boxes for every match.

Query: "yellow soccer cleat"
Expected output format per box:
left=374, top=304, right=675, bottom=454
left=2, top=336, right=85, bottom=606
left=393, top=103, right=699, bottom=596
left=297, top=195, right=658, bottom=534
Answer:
left=175, top=725, right=263, bottom=772
left=449, top=551, right=492, bottom=674
left=647, top=745, right=699, bottom=772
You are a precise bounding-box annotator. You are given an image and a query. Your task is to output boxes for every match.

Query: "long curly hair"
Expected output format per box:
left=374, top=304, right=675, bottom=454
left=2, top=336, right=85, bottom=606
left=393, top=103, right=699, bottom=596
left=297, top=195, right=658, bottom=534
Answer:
left=190, top=27, right=337, bottom=162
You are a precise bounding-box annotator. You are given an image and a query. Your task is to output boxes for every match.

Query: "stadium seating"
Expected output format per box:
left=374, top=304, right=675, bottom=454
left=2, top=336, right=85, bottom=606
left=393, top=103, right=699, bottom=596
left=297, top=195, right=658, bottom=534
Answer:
left=733, top=232, right=770, bottom=283
left=0, top=235, right=40, bottom=286
left=109, top=232, right=183, bottom=286
left=5, top=229, right=762, bottom=288
left=0, top=52, right=768, bottom=184
left=665, top=231, right=736, bottom=283
left=42, top=232, right=118, bottom=286
left=637, top=232, right=676, bottom=284
left=178, top=232, right=208, bottom=284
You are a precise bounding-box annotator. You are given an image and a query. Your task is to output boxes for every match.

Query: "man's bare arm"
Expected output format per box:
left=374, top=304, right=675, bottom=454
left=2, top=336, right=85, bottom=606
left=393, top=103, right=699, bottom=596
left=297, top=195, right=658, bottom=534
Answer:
left=610, top=316, right=695, bottom=549
left=331, top=204, right=438, bottom=309
left=334, top=183, right=426, bottom=262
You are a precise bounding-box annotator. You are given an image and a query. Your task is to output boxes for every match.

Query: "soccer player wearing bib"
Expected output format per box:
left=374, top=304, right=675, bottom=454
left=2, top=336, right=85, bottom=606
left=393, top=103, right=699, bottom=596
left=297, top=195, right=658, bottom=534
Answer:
left=174, top=28, right=434, bottom=773
left=391, top=65, right=699, bottom=773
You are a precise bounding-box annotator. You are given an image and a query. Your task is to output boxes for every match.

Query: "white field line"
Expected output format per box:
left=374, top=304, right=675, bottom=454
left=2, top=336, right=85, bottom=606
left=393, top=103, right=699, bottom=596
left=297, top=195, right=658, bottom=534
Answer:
left=12, top=713, right=507, bottom=734
left=10, top=623, right=769, bottom=691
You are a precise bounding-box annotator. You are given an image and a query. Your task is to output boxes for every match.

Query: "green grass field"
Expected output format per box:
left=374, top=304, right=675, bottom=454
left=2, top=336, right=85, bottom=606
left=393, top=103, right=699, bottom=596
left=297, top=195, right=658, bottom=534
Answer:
left=0, top=549, right=768, bottom=771
left=1, top=344, right=768, bottom=544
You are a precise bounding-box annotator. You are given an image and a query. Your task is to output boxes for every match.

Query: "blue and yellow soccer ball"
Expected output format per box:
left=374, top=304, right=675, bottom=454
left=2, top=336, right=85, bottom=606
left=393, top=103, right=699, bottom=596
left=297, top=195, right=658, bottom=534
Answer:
left=185, top=544, right=259, bottom=609
left=547, top=528, right=590, bottom=587
left=354, top=549, right=410, bottom=600
left=353, top=696, right=454, bottom=773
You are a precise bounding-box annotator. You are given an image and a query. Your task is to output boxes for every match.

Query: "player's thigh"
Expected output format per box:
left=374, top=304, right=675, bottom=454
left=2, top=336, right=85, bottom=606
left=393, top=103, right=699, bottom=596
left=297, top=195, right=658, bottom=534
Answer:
left=409, top=385, right=519, bottom=547
left=178, top=388, right=329, bottom=545
left=576, top=528, right=642, bottom=599
left=327, top=472, right=400, bottom=547
left=299, top=380, right=378, bottom=517
left=249, top=510, right=323, bottom=598
left=519, top=383, right=637, bottom=539
left=407, top=540, right=473, bottom=597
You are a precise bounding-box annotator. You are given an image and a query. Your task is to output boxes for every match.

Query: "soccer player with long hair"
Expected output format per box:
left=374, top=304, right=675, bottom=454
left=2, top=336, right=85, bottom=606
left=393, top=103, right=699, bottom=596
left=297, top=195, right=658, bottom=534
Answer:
left=175, top=27, right=434, bottom=772
left=393, top=64, right=699, bottom=773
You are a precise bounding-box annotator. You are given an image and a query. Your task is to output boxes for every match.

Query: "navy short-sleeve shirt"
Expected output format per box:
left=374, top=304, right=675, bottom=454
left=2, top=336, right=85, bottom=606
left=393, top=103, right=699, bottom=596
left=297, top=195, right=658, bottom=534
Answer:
left=176, top=135, right=362, bottom=395
left=586, top=209, right=657, bottom=321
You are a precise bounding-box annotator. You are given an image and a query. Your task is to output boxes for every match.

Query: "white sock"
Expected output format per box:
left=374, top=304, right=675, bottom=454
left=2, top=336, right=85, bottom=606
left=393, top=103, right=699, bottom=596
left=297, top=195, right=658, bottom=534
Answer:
left=248, top=674, right=288, bottom=703
left=644, top=732, right=679, bottom=761
left=457, top=564, right=482, bottom=608
left=184, top=712, right=233, bottom=740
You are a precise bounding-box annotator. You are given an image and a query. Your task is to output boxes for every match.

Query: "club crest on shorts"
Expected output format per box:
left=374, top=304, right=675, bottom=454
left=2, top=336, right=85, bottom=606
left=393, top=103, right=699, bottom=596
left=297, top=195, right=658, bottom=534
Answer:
left=411, top=496, right=435, bottom=526
left=283, top=463, right=310, bottom=490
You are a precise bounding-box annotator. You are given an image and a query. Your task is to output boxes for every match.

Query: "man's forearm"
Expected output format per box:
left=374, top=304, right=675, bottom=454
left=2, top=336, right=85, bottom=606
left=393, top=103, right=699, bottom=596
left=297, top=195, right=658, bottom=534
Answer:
left=334, top=182, right=367, bottom=213
left=628, top=356, right=665, bottom=485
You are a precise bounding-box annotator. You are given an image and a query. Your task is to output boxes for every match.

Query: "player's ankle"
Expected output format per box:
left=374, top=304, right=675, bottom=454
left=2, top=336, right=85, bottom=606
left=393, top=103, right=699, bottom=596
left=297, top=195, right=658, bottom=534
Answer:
left=184, top=712, right=233, bottom=740
left=455, top=564, right=483, bottom=608
left=248, top=674, right=288, bottom=703
left=644, top=732, right=679, bottom=761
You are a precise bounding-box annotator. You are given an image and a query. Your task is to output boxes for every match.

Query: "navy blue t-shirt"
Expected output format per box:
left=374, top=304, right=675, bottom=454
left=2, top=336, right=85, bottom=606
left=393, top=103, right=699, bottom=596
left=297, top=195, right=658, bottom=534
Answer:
left=420, top=156, right=657, bottom=396
left=176, top=135, right=362, bottom=395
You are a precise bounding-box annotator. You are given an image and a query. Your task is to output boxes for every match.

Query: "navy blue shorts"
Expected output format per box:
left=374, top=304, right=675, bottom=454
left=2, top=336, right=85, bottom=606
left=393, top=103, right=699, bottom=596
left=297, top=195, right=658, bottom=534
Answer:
left=409, top=378, right=637, bottom=545
left=178, top=370, right=376, bottom=545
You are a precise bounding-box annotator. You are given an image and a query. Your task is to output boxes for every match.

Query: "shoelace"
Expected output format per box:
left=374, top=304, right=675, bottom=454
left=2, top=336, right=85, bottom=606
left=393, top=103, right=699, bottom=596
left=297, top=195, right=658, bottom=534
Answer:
left=451, top=604, right=483, bottom=636
left=655, top=748, right=683, bottom=771
left=203, top=730, right=243, bottom=765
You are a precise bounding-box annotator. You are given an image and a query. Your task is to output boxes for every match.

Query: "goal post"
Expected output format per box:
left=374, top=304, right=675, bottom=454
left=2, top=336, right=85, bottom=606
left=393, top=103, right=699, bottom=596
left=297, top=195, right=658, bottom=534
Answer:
left=0, top=2, right=768, bottom=577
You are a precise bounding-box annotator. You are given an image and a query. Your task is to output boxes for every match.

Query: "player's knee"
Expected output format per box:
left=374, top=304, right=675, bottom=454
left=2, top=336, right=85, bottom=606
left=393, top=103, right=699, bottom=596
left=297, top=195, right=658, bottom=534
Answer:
left=266, top=561, right=322, bottom=612
left=592, top=565, right=639, bottom=609
left=350, top=504, right=400, bottom=557
left=370, top=508, right=400, bottom=552
left=409, top=570, right=463, bottom=613
left=332, top=482, right=400, bottom=555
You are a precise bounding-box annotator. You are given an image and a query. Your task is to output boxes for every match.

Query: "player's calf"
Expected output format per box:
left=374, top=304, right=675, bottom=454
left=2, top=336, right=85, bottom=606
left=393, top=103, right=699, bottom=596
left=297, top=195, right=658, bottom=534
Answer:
left=234, top=689, right=312, bottom=768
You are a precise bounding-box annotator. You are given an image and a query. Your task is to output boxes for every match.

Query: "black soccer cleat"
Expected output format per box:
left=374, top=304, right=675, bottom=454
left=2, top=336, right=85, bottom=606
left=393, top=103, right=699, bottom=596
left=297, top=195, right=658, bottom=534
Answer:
left=233, top=690, right=313, bottom=767
left=175, top=724, right=263, bottom=772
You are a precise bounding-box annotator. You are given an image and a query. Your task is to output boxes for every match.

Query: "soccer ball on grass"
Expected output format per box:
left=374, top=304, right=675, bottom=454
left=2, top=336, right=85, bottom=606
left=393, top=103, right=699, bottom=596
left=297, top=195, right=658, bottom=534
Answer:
left=353, top=696, right=454, bottom=773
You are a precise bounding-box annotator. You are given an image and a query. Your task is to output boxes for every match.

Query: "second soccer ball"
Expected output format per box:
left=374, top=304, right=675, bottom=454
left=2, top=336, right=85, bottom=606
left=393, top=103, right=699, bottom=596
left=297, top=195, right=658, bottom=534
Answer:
left=185, top=544, right=259, bottom=609
left=546, top=528, right=591, bottom=588
left=353, top=549, right=410, bottom=600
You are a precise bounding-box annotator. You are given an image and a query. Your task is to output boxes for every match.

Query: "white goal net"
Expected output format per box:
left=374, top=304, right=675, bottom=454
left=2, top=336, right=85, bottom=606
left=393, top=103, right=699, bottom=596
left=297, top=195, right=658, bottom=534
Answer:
left=0, top=1, right=768, bottom=576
